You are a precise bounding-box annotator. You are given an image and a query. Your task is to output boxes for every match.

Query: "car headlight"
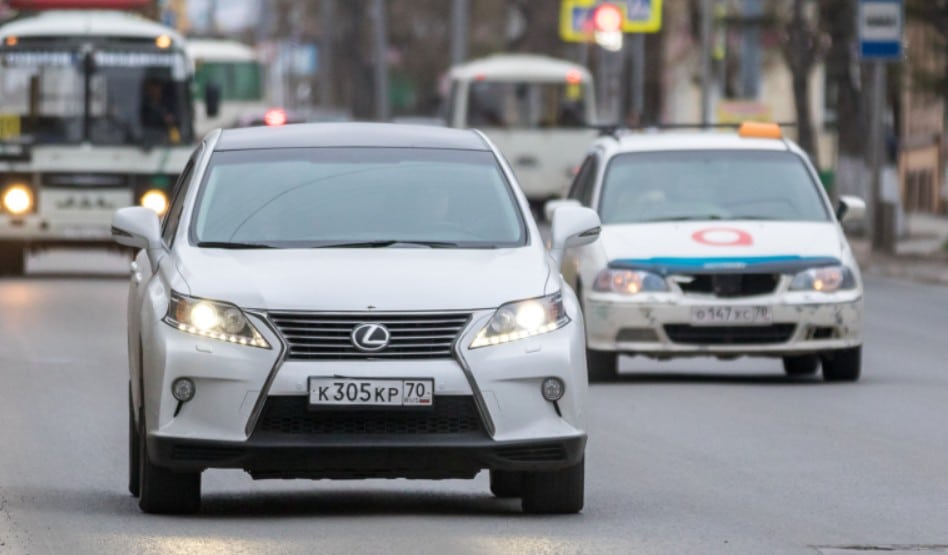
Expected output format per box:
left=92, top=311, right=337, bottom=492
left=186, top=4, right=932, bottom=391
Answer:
left=3, top=184, right=33, bottom=215
left=593, top=268, right=669, bottom=294
left=789, top=265, right=856, bottom=293
left=164, top=293, right=270, bottom=348
left=470, top=293, right=570, bottom=348
left=140, top=189, right=169, bottom=216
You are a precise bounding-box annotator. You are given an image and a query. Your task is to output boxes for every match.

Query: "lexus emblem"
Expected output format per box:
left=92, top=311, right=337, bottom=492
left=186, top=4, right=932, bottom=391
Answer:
left=351, top=323, right=391, bottom=352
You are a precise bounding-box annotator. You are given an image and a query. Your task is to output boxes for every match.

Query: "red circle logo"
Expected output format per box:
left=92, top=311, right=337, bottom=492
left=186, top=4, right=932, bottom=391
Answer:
left=691, top=227, right=753, bottom=246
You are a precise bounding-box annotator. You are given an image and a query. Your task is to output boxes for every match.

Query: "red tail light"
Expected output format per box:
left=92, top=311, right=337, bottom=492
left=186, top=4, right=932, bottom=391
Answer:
left=263, top=109, right=288, bottom=127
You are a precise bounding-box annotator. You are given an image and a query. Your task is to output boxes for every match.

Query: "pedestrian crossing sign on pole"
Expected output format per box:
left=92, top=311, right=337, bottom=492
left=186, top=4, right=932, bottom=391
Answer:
left=559, top=0, right=662, bottom=42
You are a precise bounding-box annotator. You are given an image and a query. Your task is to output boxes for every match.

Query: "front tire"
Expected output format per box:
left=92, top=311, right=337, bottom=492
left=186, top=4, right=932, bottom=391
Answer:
left=521, top=459, right=584, bottom=514
left=128, top=385, right=140, bottom=497
left=782, top=355, right=819, bottom=376
left=586, top=348, right=618, bottom=383
left=821, top=346, right=861, bottom=382
left=489, top=470, right=522, bottom=498
left=138, top=416, right=201, bottom=514
left=0, top=242, right=25, bottom=277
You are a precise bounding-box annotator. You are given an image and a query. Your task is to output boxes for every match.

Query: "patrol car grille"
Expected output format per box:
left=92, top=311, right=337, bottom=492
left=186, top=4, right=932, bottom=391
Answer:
left=664, top=324, right=796, bottom=345
left=253, top=396, right=485, bottom=436
left=677, top=273, right=780, bottom=297
left=268, top=311, right=471, bottom=360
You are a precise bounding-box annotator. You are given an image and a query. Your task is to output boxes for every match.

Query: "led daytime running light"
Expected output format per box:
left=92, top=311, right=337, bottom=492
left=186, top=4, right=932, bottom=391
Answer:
left=164, top=294, right=270, bottom=349
left=470, top=293, right=569, bottom=349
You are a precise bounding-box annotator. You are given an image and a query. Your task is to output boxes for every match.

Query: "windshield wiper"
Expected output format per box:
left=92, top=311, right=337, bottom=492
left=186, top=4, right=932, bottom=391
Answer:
left=312, top=240, right=460, bottom=249
left=195, top=241, right=278, bottom=249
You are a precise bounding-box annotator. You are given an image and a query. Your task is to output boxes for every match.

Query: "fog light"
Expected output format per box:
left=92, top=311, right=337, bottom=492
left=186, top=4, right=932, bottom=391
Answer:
left=541, top=377, right=565, bottom=402
left=171, top=378, right=195, bottom=402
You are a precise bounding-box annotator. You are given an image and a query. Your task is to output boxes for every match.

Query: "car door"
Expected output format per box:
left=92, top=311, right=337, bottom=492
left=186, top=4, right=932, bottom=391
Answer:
left=560, top=151, right=601, bottom=289
left=128, top=147, right=201, bottom=415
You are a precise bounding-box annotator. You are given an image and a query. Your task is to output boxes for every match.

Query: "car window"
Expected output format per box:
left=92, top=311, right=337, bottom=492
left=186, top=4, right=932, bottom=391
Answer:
left=568, top=154, right=599, bottom=207
left=598, top=150, right=830, bottom=224
left=190, top=147, right=526, bottom=248
left=161, top=147, right=201, bottom=246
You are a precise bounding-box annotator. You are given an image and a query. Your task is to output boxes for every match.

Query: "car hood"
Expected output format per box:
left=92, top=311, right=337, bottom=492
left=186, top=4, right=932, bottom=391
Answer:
left=598, top=221, right=848, bottom=267
left=173, top=245, right=552, bottom=312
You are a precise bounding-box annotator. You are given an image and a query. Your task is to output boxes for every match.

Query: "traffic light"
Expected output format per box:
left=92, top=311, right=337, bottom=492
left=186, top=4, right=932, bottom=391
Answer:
left=592, top=2, right=623, bottom=51
left=592, top=3, right=623, bottom=33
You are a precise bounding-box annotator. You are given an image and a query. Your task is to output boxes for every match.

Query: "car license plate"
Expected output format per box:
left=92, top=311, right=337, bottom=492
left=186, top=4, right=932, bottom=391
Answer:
left=308, top=378, right=434, bottom=407
left=690, top=306, right=773, bottom=325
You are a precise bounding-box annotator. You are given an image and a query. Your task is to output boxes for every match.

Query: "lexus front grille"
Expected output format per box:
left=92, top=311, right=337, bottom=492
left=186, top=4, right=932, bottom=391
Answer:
left=268, top=311, right=472, bottom=360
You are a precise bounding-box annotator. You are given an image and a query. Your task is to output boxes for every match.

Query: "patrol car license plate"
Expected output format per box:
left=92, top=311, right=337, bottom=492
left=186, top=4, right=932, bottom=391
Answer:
left=690, top=306, right=773, bottom=325
left=308, top=378, right=434, bottom=407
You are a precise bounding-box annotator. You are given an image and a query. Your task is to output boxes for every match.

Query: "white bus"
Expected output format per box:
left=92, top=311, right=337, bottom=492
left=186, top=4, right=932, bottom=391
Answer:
left=0, top=6, right=196, bottom=275
left=446, top=54, right=597, bottom=209
left=187, top=38, right=266, bottom=136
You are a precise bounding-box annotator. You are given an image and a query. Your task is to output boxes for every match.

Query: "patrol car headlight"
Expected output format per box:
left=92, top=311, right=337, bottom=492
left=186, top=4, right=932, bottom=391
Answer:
left=471, top=293, right=570, bottom=348
left=163, top=293, right=270, bottom=348
left=789, top=266, right=856, bottom=293
left=593, top=269, right=669, bottom=294
left=3, top=184, right=33, bottom=215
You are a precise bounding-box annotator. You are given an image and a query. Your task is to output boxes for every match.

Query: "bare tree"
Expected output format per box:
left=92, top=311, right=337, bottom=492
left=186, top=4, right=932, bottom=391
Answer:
left=780, top=0, right=823, bottom=166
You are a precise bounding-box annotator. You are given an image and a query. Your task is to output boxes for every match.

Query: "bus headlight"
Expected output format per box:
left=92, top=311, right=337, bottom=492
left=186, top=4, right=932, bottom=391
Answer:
left=3, top=185, right=33, bottom=215
left=140, top=189, right=169, bottom=215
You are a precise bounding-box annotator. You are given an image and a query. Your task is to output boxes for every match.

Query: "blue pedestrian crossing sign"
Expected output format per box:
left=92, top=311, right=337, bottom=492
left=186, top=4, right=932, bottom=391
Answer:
left=858, top=0, right=903, bottom=60
left=559, top=0, right=662, bottom=42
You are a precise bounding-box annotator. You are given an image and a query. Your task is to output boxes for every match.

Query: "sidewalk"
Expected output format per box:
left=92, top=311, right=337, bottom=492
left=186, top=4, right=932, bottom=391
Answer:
left=849, top=213, right=948, bottom=286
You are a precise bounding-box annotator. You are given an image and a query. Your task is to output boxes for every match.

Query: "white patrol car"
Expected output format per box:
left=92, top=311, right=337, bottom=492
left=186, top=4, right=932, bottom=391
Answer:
left=547, top=122, right=866, bottom=383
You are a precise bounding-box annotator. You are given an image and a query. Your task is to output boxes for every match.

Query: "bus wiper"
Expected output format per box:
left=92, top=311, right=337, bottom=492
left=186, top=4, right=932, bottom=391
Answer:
left=641, top=215, right=726, bottom=222
left=312, top=240, right=460, bottom=249
left=196, top=241, right=278, bottom=249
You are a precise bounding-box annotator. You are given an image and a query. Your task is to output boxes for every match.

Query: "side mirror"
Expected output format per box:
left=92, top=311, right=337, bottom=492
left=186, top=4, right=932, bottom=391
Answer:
left=544, top=198, right=581, bottom=222
left=550, top=205, right=601, bottom=266
left=837, top=195, right=866, bottom=224
left=204, top=82, right=222, bottom=118
left=112, top=206, right=162, bottom=251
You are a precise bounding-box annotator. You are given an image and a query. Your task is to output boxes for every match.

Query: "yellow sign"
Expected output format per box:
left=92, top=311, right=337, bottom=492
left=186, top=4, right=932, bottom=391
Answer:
left=0, top=114, right=20, bottom=140
left=716, top=100, right=773, bottom=125
left=560, top=0, right=663, bottom=42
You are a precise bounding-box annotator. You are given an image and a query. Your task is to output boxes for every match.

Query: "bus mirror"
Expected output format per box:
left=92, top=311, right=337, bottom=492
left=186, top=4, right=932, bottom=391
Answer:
left=204, top=82, right=222, bottom=118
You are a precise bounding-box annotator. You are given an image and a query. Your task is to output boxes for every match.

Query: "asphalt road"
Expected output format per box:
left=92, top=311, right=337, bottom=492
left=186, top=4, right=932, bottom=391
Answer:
left=1, top=251, right=947, bottom=555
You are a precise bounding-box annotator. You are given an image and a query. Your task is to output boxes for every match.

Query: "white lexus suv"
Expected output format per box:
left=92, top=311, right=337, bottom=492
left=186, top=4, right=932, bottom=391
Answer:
left=113, top=123, right=600, bottom=514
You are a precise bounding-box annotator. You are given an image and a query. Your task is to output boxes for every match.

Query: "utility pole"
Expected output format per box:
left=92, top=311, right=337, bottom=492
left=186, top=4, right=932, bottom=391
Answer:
left=699, top=0, right=713, bottom=125
left=740, top=0, right=761, bottom=98
left=320, top=0, right=334, bottom=108
left=372, top=0, right=389, bottom=121
left=630, top=33, right=645, bottom=124
left=868, top=62, right=890, bottom=251
left=451, top=0, right=468, bottom=65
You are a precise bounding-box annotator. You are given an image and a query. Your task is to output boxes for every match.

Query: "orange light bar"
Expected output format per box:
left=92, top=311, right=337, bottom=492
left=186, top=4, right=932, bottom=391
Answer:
left=738, top=121, right=782, bottom=139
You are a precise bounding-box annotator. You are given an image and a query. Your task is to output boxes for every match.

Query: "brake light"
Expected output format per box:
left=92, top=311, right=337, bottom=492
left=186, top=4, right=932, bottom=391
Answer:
left=263, top=109, right=288, bottom=127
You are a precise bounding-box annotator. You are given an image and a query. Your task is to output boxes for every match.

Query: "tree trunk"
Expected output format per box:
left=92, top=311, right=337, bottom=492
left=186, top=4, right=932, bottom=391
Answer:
left=783, top=0, right=820, bottom=167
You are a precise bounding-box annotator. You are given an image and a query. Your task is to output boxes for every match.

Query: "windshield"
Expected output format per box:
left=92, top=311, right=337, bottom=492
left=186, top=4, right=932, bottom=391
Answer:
left=465, top=80, right=588, bottom=128
left=599, top=150, right=830, bottom=224
left=194, top=60, right=263, bottom=101
left=191, top=148, right=526, bottom=249
left=0, top=47, right=193, bottom=146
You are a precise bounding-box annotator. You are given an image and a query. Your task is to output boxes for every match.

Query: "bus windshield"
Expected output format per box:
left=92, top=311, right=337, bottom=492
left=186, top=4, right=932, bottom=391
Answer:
left=465, top=80, right=589, bottom=129
left=194, top=60, right=263, bottom=102
left=0, top=47, right=193, bottom=146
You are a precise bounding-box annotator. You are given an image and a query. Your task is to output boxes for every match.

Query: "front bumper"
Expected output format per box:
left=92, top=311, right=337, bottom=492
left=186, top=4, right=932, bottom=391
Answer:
left=583, top=289, right=863, bottom=357
left=148, top=432, right=586, bottom=478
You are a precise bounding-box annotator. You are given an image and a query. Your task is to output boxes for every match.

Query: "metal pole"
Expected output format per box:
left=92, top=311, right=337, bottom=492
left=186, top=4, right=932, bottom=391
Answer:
left=869, top=61, right=887, bottom=251
left=451, top=0, right=468, bottom=65
left=699, top=0, right=713, bottom=125
left=740, top=0, right=761, bottom=98
left=373, top=0, right=390, bottom=121
left=320, top=0, right=334, bottom=108
left=630, top=33, right=645, bottom=123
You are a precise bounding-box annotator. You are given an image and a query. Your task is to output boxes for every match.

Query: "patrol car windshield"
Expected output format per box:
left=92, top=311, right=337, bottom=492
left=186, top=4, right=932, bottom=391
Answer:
left=191, top=147, right=526, bottom=249
left=599, top=150, right=830, bottom=224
